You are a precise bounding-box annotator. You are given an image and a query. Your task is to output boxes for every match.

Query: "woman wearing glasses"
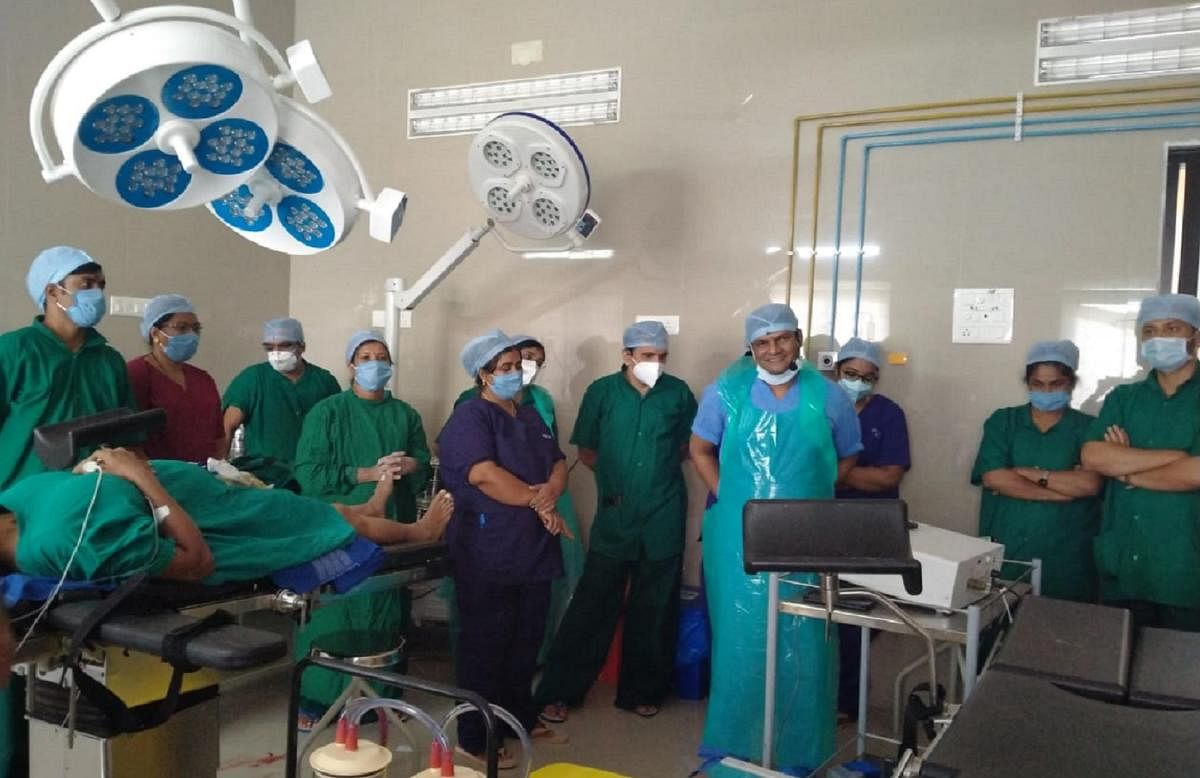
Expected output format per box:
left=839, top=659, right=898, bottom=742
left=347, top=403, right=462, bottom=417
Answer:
left=126, top=294, right=224, bottom=463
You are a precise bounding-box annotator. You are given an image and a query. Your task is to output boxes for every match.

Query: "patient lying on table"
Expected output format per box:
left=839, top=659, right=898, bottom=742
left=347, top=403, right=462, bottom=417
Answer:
left=0, top=447, right=452, bottom=585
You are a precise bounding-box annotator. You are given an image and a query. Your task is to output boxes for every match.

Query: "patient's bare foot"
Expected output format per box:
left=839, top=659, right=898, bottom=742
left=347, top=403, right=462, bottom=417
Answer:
left=417, top=490, right=454, bottom=541
left=362, top=471, right=395, bottom=515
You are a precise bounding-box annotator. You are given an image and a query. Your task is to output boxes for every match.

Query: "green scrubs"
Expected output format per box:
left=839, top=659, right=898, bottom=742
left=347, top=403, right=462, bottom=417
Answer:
left=971, top=405, right=1100, bottom=601
left=536, top=370, right=697, bottom=710
left=223, top=361, right=341, bottom=465
left=451, top=384, right=583, bottom=660
left=292, top=389, right=431, bottom=709
left=0, top=317, right=133, bottom=778
left=0, top=318, right=134, bottom=491
left=1087, top=370, right=1200, bottom=621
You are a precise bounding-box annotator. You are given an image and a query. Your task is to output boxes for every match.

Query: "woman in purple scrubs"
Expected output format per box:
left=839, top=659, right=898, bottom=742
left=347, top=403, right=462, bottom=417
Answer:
left=832, top=337, right=912, bottom=719
left=437, top=330, right=571, bottom=767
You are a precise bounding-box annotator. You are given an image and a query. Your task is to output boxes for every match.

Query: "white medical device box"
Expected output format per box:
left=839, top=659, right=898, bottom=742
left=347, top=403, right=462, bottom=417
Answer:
left=841, top=523, right=1004, bottom=611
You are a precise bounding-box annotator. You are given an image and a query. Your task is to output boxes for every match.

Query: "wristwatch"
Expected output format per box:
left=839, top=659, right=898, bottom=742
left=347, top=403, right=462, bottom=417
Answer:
left=1037, top=470, right=1050, bottom=488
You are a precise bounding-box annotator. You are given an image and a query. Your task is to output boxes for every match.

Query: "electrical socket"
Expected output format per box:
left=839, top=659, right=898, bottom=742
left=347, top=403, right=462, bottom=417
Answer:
left=816, top=351, right=836, bottom=370
left=109, top=295, right=150, bottom=318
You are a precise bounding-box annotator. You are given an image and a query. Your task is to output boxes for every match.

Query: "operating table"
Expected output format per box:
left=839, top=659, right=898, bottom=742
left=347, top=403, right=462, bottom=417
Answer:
left=8, top=409, right=452, bottom=777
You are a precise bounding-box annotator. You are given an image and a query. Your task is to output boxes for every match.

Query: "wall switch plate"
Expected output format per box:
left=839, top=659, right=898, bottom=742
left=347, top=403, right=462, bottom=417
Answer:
left=511, top=39, right=543, bottom=66
left=399, top=310, right=414, bottom=329
left=371, top=310, right=386, bottom=328
left=817, top=351, right=837, bottom=370
left=109, top=296, right=150, bottom=318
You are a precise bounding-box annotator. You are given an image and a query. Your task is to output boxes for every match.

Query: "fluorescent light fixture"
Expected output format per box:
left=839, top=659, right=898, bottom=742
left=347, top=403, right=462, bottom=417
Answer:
left=522, top=249, right=614, bottom=260
left=409, top=68, right=621, bottom=138
left=1037, top=4, right=1200, bottom=84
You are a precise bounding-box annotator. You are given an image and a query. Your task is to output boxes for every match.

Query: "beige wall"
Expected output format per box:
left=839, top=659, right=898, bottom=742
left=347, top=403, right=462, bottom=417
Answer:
left=290, top=0, right=1187, bottom=579
left=1, top=0, right=296, bottom=388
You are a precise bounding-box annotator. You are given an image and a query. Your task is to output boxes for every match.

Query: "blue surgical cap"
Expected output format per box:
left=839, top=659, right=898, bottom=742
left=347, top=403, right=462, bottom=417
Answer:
left=461, top=329, right=514, bottom=377
left=1026, top=339, right=1079, bottom=371
left=345, top=329, right=388, bottom=364
left=745, top=303, right=799, bottom=344
left=623, top=321, right=669, bottom=351
left=26, top=246, right=98, bottom=309
left=140, top=294, right=194, bottom=339
left=263, top=317, right=304, bottom=344
left=1137, top=293, right=1200, bottom=330
left=838, top=337, right=883, bottom=369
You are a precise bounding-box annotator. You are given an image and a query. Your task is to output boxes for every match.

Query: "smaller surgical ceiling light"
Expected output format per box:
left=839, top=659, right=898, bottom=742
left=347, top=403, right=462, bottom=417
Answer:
left=385, top=112, right=600, bottom=348
left=207, top=96, right=407, bottom=255
left=30, top=0, right=332, bottom=210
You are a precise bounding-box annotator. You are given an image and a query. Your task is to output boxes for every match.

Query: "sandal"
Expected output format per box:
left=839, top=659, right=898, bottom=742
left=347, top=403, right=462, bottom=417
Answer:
left=632, top=704, right=659, bottom=719
left=455, top=745, right=518, bottom=771
left=530, top=723, right=569, bottom=744
left=539, top=702, right=568, bottom=724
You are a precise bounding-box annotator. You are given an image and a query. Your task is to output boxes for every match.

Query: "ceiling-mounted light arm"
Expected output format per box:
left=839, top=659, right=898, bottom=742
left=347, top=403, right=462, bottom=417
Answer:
left=30, top=4, right=316, bottom=182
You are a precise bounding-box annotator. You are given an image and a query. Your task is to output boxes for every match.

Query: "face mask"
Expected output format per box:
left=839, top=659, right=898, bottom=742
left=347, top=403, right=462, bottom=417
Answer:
left=1141, top=337, right=1192, bottom=372
left=354, top=360, right=393, bottom=392
left=521, top=359, right=541, bottom=386
left=1029, top=390, right=1070, bottom=412
left=160, top=333, right=199, bottom=363
left=490, top=371, right=524, bottom=400
left=839, top=377, right=873, bottom=403
left=757, top=364, right=799, bottom=386
left=268, top=350, right=300, bottom=373
left=56, top=287, right=106, bottom=328
left=631, top=361, right=663, bottom=388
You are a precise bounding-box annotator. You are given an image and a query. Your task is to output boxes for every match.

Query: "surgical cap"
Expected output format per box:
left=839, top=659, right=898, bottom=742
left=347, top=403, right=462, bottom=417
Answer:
left=1026, top=339, right=1080, bottom=371
left=461, top=329, right=514, bottom=377
left=1137, top=293, right=1200, bottom=330
left=511, top=334, right=543, bottom=349
left=26, top=246, right=97, bottom=309
left=345, top=329, right=388, bottom=364
left=623, top=321, right=669, bottom=351
left=745, top=303, right=799, bottom=344
left=838, top=337, right=883, bottom=369
left=263, top=317, right=305, bottom=344
left=140, top=294, right=194, bottom=339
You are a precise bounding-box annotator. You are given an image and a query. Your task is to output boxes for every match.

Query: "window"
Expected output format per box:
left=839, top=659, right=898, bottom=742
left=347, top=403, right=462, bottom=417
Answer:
left=1161, top=146, right=1200, bottom=294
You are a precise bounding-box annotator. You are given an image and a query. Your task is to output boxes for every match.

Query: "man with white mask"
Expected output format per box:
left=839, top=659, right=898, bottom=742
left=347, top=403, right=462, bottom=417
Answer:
left=222, top=317, right=340, bottom=466
left=535, top=320, right=697, bottom=723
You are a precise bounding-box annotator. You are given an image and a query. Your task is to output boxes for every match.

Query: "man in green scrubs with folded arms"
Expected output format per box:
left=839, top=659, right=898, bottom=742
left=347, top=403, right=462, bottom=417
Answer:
left=0, top=245, right=134, bottom=778
left=222, top=317, right=340, bottom=465
left=1082, top=293, right=1200, bottom=631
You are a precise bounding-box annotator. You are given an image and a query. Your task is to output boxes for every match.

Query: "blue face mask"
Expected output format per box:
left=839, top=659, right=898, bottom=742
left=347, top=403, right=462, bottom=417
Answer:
left=839, top=377, right=873, bottom=404
left=1141, top=337, right=1192, bottom=372
left=1029, top=390, right=1070, bottom=412
left=354, top=360, right=393, bottom=392
left=57, top=287, right=106, bottom=328
left=161, top=333, right=199, bottom=363
left=489, top=371, right=524, bottom=400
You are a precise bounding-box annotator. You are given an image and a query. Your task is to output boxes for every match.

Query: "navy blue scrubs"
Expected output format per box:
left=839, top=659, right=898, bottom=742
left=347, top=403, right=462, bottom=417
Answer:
left=833, top=393, right=911, bottom=715
left=438, top=397, right=565, bottom=752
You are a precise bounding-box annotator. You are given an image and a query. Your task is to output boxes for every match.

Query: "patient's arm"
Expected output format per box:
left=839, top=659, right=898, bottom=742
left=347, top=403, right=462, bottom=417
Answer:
left=337, top=490, right=454, bottom=545
left=83, top=448, right=214, bottom=581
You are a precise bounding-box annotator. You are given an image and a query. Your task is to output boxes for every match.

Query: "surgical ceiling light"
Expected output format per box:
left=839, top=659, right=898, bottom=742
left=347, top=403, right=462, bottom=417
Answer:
left=385, top=111, right=600, bottom=354
left=206, top=96, right=407, bottom=254
left=1037, top=4, right=1200, bottom=84
left=408, top=68, right=621, bottom=138
left=30, top=0, right=332, bottom=210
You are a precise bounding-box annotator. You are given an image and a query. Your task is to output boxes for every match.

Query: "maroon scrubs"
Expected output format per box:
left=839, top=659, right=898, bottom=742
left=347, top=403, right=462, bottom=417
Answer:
left=126, top=356, right=223, bottom=463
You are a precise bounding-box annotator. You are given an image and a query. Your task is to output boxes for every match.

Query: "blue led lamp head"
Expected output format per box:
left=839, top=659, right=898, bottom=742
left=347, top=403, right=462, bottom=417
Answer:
left=32, top=12, right=325, bottom=211
left=206, top=96, right=407, bottom=255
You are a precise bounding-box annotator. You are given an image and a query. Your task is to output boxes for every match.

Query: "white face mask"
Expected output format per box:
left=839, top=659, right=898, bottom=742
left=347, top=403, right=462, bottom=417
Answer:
left=521, top=359, right=541, bottom=386
left=757, top=364, right=799, bottom=386
left=268, top=350, right=300, bottom=373
left=631, top=361, right=663, bottom=388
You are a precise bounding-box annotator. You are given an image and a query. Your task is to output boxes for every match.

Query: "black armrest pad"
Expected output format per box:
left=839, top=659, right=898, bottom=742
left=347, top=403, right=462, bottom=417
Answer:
left=991, top=597, right=1132, bottom=702
left=46, top=602, right=286, bottom=670
left=1130, top=627, right=1200, bottom=710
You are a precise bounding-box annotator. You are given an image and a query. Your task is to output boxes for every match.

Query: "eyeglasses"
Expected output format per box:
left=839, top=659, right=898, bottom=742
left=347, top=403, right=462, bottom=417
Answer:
left=840, top=367, right=878, bottom=383
left=262, top=342, right=299, bottom=351
left=160, top=322, right=203, bottom=335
